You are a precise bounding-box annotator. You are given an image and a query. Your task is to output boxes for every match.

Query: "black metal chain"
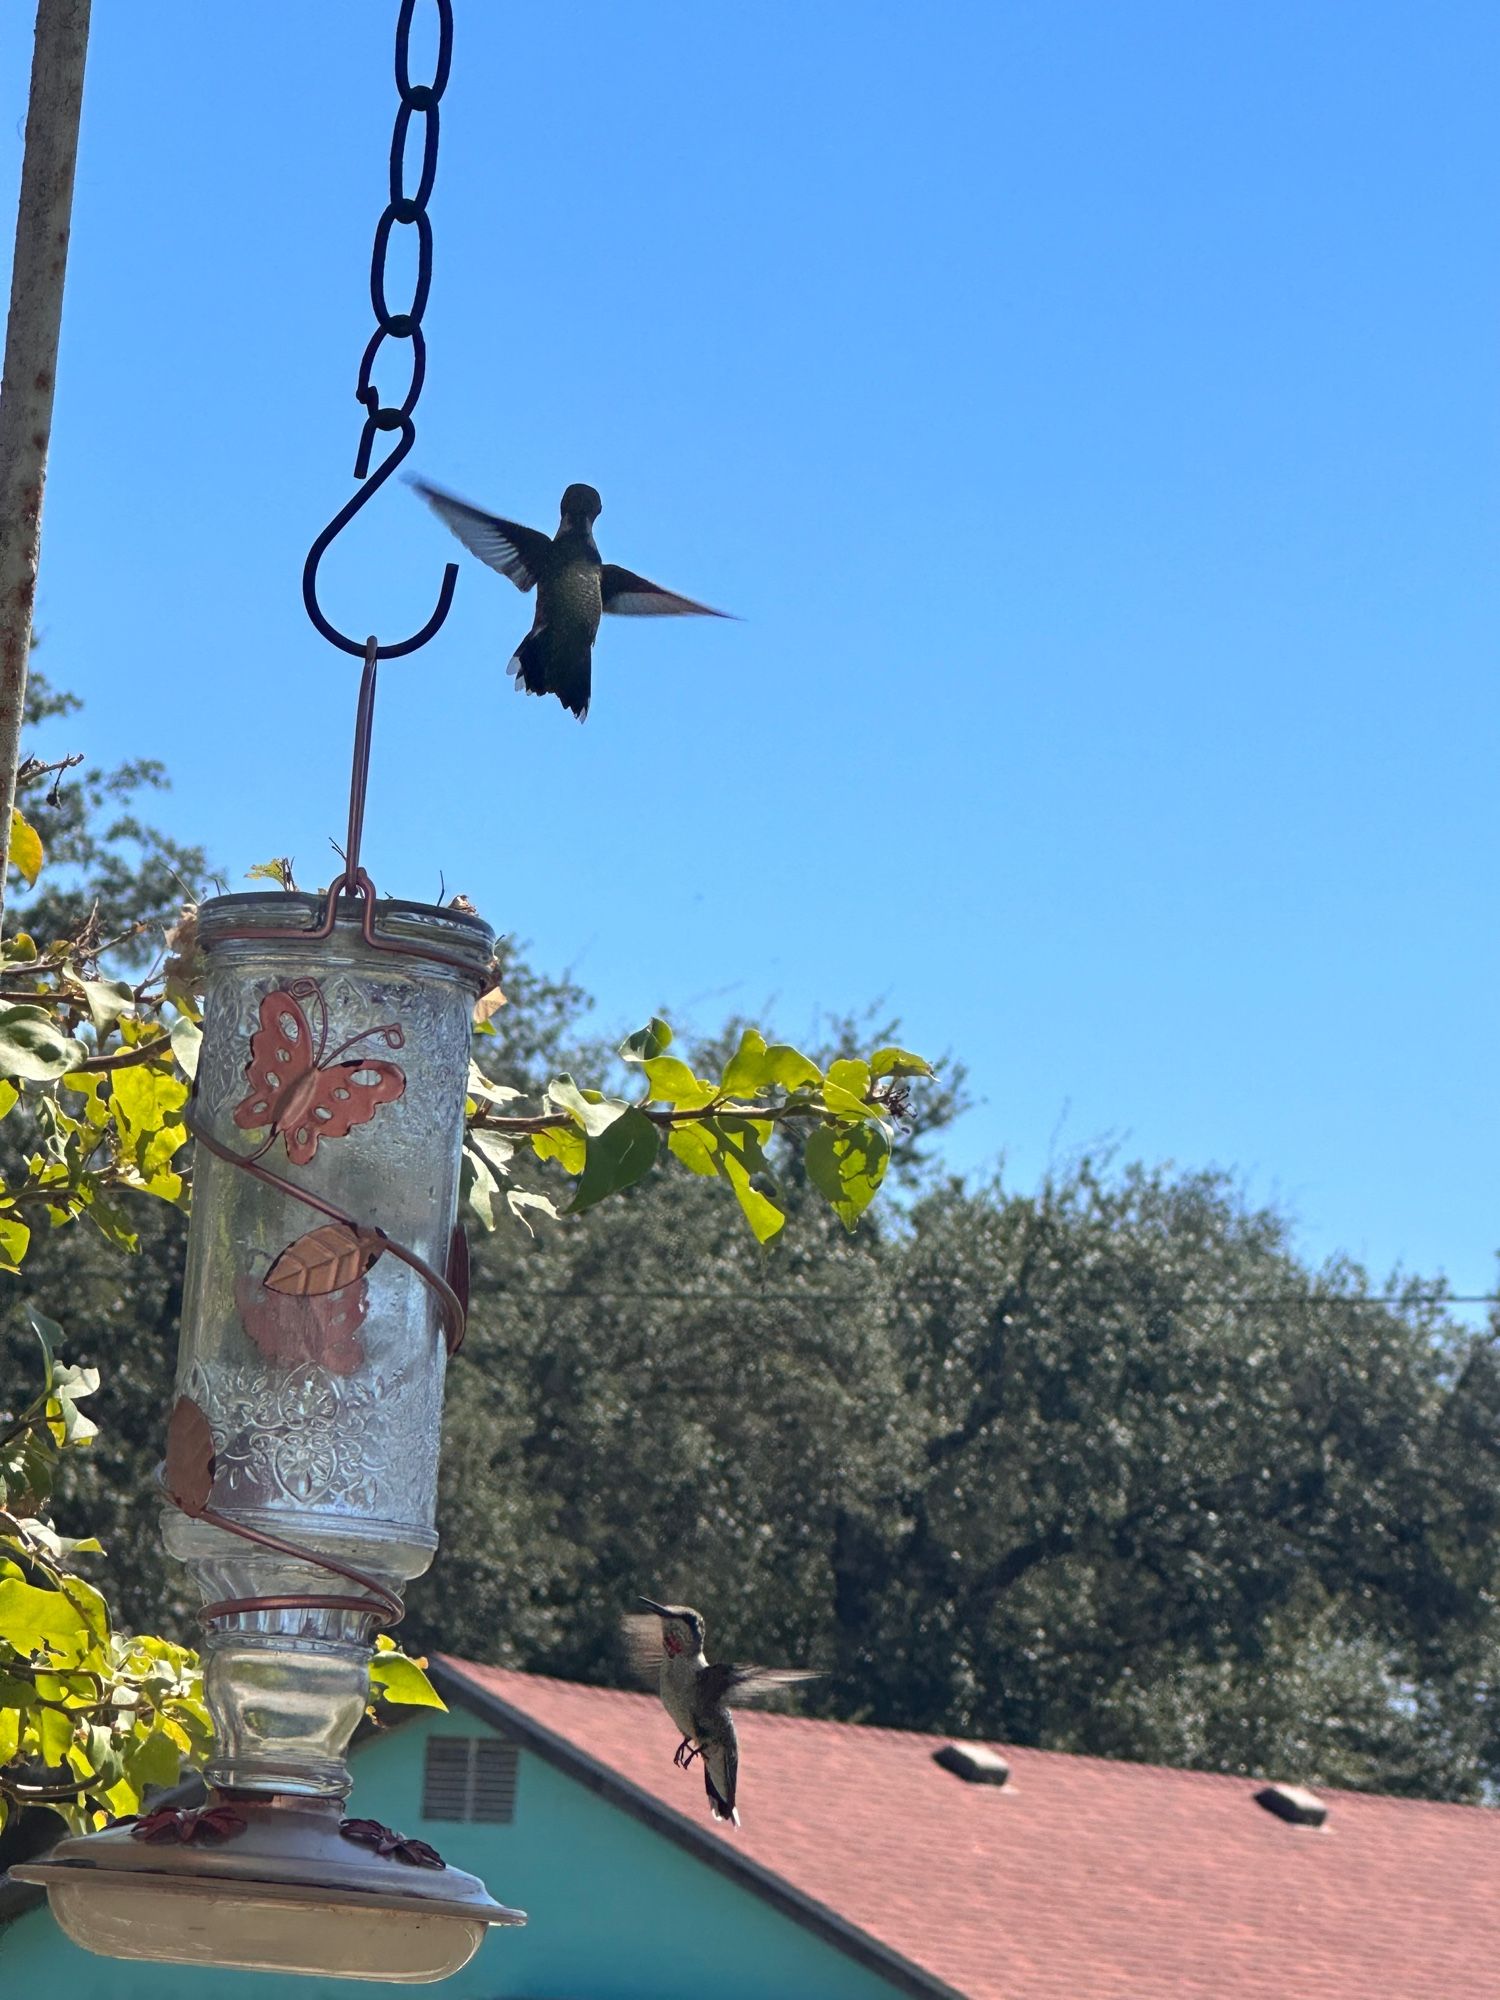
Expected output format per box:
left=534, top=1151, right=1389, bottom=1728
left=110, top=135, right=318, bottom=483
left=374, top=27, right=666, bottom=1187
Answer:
left=302, top=0, right=457, bottom=660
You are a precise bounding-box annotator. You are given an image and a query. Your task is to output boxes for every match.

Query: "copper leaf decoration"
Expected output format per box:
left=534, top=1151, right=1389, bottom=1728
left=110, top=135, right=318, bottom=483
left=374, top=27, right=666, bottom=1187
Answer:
left=164, top=1396, right=216, bottom=1517
left=236, top=1272, right=368, bottom=1375
left=264, top=1222, right=383, bottom=1298
left=446, top=1223, right=470, bottom=1322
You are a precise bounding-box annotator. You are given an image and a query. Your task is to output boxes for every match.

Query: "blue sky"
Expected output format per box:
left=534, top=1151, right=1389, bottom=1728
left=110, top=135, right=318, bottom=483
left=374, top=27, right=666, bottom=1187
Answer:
left=2, top=2, right=1496, bottom=1303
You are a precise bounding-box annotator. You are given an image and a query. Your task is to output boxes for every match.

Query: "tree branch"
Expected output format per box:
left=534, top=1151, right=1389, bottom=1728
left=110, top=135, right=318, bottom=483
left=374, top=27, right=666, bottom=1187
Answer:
left=469, top=1097, right=879, bottom=1138
left=14, top=749, right=84, bottom=793
left=77, top=1032, right=171, bottom=1074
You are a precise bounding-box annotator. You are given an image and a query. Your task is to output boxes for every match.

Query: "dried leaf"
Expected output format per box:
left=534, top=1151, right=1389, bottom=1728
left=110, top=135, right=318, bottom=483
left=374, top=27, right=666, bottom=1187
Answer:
left=264, top=1222, right=383, bottom=1297
left=506, top=1188, right=561, bottom=1236
left=163, top=1397, right=215, bottom=1517
left=472, top=982, right=507, bottom=1026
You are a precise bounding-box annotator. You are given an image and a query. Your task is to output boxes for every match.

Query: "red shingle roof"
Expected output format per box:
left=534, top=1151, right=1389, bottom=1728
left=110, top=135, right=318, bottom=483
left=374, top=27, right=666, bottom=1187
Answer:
left=442, top=1658, right=1500, bottom=2000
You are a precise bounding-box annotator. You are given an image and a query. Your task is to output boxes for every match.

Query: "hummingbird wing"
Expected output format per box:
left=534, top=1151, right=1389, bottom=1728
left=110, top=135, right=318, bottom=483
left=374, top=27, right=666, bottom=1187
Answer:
left=411, top=480, right=552, bottom=592
left=619, top=1613, right=667, bottom=1686
left=600, top=564, right=734, bottom=619
left=698, top=1664, right=821, bottom=1708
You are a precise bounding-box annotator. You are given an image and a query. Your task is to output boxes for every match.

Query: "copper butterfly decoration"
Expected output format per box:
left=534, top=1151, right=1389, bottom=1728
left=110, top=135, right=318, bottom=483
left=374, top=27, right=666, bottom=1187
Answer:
left=232, top=977, right=406, bottom=1166
left=235, top=1270, right=370, bottom=1376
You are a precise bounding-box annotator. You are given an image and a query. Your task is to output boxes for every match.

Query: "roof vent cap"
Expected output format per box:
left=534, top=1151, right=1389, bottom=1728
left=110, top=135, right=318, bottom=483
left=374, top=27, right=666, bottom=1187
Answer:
left=1255, top=1782, right=1328, bottom=1829
left=934, top=1742, right=1011, bottom=1787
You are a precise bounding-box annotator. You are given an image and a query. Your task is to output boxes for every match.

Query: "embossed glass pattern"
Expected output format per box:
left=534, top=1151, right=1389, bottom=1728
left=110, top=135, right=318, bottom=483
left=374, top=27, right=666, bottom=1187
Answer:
left=163, top=893, right=491, bottom=1795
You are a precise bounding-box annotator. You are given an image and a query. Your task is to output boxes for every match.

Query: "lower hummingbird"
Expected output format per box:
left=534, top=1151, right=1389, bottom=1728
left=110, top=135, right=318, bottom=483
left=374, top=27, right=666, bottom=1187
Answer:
left=412, top=478, right=732, bottom=721
left=624, top=1598, right=819, bottom=1828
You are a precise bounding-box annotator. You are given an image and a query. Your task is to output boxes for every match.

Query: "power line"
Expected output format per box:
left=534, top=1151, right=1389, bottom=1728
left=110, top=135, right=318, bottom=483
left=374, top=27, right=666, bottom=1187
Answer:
left=481, top=1287, right=1499, bottom=1310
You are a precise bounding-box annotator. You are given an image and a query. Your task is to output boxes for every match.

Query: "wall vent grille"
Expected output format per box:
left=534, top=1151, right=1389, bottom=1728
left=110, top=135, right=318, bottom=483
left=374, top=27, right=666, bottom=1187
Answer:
left=422, top=1734, right=519, bottom=1823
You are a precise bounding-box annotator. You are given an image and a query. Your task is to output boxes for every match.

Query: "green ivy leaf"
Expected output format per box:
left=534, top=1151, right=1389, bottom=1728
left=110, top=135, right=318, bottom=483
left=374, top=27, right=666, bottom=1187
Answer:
left=826, top=1057, right=872, bottom=1100
left=804, top=1122, right=892, bottom=1232
left=570, top=1107, right=661, bottom=1215
left=618, top=1017, right=673, bottom=1063
left=461, top=1147, right=499, bottom=1230
left=15, top=1435, right=52, bottom=1504
left=125, top=1727, right=185, bottom=1791
left=43, top=1361, right=100, bottom=1457
left=720, top=1029, right=823, bottom=1098
left=0, top=1007, right=86, bottom=1082
left=0, top=1211, right=31, bottom=1273
left=667, top=1123, right=720, bottom=1177
left=9, top=1516, right=103, bottom=1564
left=369, top=1652, right=447, bottom=1709
left=141, top=1164, right=184, bottom=1205
left=25, top=1306, right=61, bottom=1386
left=666, top=1117, right=784, bottom=1241
left=642, top=1057, right=717, bottom=1109
left=86, top=1192, right=140, bottom=1252
left=110, top=1064, right=190, bottom=1158
left=75, top=979, right=134, bottom=1037
left=530, top=1123, right=586, bottom=1175
left=168, top=1014, right=202, bottom=1080
left=61, top=1573, right=109, bottom=1644
left=58, top=1068, right=108, bottom=1130
left=469, top=1129, right=516, bottom=1178
left=0, top=1576, right=91, bottom=1664
left=245, top=858, right=293, bottom=888
left=467, top=1062, right=521, bottom=1108
left=83, top=1721, right=123, bottom=1789
left=819, top=1081, right=876, bottom=1121
left=39, top=1703, right=75, bottom=1766
left=545, top=1075, right=626, bottom=1137
left=870, top=1046, right=936, bottom=1080
left=720, top=1152, right=785, bottom=1242
left=140, top=1121, right=187, bottom=1178
left=8, top=807, right=44, bottom=888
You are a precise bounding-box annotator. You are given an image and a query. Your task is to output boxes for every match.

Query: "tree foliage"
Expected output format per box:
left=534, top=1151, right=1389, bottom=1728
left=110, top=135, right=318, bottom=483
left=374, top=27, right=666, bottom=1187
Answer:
left=414, top=1150, right=1500, bottom=1804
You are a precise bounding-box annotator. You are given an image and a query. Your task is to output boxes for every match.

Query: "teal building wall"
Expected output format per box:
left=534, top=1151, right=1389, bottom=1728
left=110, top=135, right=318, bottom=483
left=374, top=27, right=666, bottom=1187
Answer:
left=1, top=1704, right=907, bottom=2000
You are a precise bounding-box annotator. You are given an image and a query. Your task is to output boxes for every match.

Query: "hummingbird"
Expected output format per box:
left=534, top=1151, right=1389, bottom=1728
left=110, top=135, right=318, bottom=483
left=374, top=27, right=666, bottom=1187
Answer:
left=411, top=478, right=732, bottom=721
left=623, top=1597, right=819, bottom=1828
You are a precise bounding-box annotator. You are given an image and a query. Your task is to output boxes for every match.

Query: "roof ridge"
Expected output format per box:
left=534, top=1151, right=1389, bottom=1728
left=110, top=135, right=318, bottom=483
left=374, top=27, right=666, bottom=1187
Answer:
left=439, top=1656, right=1497, bottom=1815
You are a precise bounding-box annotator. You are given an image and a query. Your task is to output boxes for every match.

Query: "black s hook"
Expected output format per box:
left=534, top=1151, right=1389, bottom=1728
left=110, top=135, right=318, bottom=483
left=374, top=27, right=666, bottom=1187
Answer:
left=302, top=410, right=457, bottom=660
left=301, top=0, right=457, bottom=662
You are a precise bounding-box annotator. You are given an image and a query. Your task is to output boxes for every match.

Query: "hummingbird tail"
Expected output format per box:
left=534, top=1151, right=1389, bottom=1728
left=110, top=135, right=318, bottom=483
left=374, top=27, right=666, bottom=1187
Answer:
left=508, top=626, right=591, bottom=721
left=508, top=629, right=548, bottom=699
left=703, top=1741, right=739, bottom=1828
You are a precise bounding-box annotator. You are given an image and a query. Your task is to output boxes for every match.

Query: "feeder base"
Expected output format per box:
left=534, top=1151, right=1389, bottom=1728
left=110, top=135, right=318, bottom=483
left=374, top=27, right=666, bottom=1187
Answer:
left=13, top=1792, right=524, bottom=1983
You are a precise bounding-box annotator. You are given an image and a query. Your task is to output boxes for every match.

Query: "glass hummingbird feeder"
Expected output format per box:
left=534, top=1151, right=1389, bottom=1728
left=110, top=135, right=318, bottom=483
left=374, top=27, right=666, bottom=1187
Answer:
left=21, top=865, right=523, bottom=1980
left=16, top=0, right=525, bottom=1978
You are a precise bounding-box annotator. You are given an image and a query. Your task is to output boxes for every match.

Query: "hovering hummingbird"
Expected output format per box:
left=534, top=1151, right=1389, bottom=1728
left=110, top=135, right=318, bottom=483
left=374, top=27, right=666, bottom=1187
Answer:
left=623, top=1597, right=819, bottom=1828
left=412, top=478, right=732, bottom=721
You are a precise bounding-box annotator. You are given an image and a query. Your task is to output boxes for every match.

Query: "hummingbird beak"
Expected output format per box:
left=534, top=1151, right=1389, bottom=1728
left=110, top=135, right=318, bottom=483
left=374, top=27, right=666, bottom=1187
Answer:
left=638, top=1597, right=673, bottom=1617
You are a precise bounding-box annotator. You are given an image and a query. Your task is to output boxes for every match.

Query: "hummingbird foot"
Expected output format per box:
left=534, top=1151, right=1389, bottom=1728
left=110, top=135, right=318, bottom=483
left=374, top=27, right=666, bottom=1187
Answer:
left=673, top=1737, right=701, bottom=1770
